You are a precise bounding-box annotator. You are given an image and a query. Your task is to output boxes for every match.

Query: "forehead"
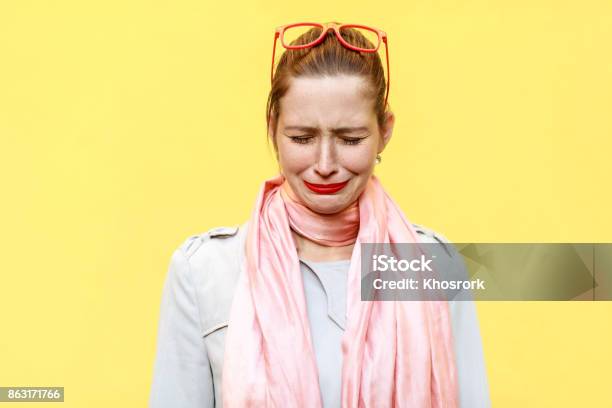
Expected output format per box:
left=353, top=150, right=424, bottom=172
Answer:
left=279, top=75, right=376, bottom=128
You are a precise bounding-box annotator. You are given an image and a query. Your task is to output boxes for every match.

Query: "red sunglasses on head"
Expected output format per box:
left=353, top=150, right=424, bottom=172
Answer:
left=271, top=22, right=390, bottom=108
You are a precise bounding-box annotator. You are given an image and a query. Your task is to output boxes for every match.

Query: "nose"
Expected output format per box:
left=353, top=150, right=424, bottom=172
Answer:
left=314, top=138, right=338, bottom=178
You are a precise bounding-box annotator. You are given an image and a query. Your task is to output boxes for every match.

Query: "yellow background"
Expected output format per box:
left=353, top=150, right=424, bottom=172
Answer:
left=1, top=1, right=610, bottom=406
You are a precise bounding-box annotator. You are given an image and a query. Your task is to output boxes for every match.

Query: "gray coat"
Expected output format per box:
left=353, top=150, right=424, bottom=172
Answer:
left=149, top=221, right=491, bottom=407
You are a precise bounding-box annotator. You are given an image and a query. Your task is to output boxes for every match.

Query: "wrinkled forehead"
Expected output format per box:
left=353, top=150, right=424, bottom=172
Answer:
left=278, top=75, right=377, bottom=128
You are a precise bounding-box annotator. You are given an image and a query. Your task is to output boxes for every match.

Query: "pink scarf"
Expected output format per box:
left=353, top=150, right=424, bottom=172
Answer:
left=222, top=174, right=458, bottom=407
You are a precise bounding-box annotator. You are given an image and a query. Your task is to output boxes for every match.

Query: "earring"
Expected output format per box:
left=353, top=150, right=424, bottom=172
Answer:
left=375, top=154, right=382, bottom=164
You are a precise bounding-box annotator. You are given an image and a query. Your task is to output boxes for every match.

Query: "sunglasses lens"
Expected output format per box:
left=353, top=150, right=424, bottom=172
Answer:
left=339, top=26, right=380, bottom=50
left=282, top=24, right=324, bottom=47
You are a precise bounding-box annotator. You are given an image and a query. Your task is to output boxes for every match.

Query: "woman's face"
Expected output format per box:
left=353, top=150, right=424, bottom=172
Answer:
left=270, top=75, right=394, bottom=215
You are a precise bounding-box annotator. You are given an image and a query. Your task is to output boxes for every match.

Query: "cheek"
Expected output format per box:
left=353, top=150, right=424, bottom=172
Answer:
left=277, top=140, right=313, bottom=173
left=337, top=145, right=377, bottom=174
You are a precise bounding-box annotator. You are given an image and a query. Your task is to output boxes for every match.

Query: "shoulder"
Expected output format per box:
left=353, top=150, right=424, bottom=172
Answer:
left=171, top=222, right=249, bottom=293
left=176, top=222, right=247, bottom=260
left=170, top=222, right=247, bottom=297
left=412, top=223, right=452, bottom=245
left=412, top=223, right=456, bottom=259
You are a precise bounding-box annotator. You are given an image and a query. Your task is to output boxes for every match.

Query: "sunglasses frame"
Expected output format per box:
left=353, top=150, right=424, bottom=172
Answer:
left=271, top=22, right=390, bottom=108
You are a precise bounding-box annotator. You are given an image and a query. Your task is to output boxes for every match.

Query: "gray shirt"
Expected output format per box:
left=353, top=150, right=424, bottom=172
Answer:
left=300, top=258, right=350, bottom=408
left=149, top=223, right=491, bottom=407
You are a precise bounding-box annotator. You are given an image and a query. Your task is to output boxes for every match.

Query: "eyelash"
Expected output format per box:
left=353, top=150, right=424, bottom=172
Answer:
left=289, top=136, right=313, bottom=144
left=288, top=136, right=366, bottom=145
left=343, top=138, right=365, bottom=145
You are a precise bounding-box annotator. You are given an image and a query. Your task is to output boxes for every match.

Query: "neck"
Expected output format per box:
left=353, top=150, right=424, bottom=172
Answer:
left=280, top=181, right=360, bottom=250
left=291, top=230, right=354, bottom=262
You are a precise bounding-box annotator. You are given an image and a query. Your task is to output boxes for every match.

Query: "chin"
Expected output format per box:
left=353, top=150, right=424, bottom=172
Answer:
left=304, top=195, right=352, bottom=215
left=311, top=205, right=344, bottom=215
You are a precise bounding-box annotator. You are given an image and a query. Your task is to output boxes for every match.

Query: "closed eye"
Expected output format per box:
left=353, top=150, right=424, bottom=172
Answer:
left=288, top=135, right=314, bottom=144
left=341, top=137, right=367, bottom=145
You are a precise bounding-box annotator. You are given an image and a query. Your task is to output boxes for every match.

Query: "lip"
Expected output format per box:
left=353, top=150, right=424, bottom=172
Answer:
left=303, top=179, right=349, bottom=195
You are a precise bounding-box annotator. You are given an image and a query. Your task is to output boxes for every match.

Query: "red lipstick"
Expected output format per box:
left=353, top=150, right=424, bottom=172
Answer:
left=303, top=180, right=349, bottom=194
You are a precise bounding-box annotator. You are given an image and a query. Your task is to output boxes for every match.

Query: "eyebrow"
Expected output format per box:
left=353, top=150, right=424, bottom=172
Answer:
left=283, top=126, right=370, bottom=135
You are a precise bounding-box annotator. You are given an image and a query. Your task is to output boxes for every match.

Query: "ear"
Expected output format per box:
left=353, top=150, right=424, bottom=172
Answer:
left=377, top=110, right=395, bottom=154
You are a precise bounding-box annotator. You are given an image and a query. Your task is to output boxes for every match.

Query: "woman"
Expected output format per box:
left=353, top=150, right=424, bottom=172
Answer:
left=150, top=22, right=490, bottom=407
